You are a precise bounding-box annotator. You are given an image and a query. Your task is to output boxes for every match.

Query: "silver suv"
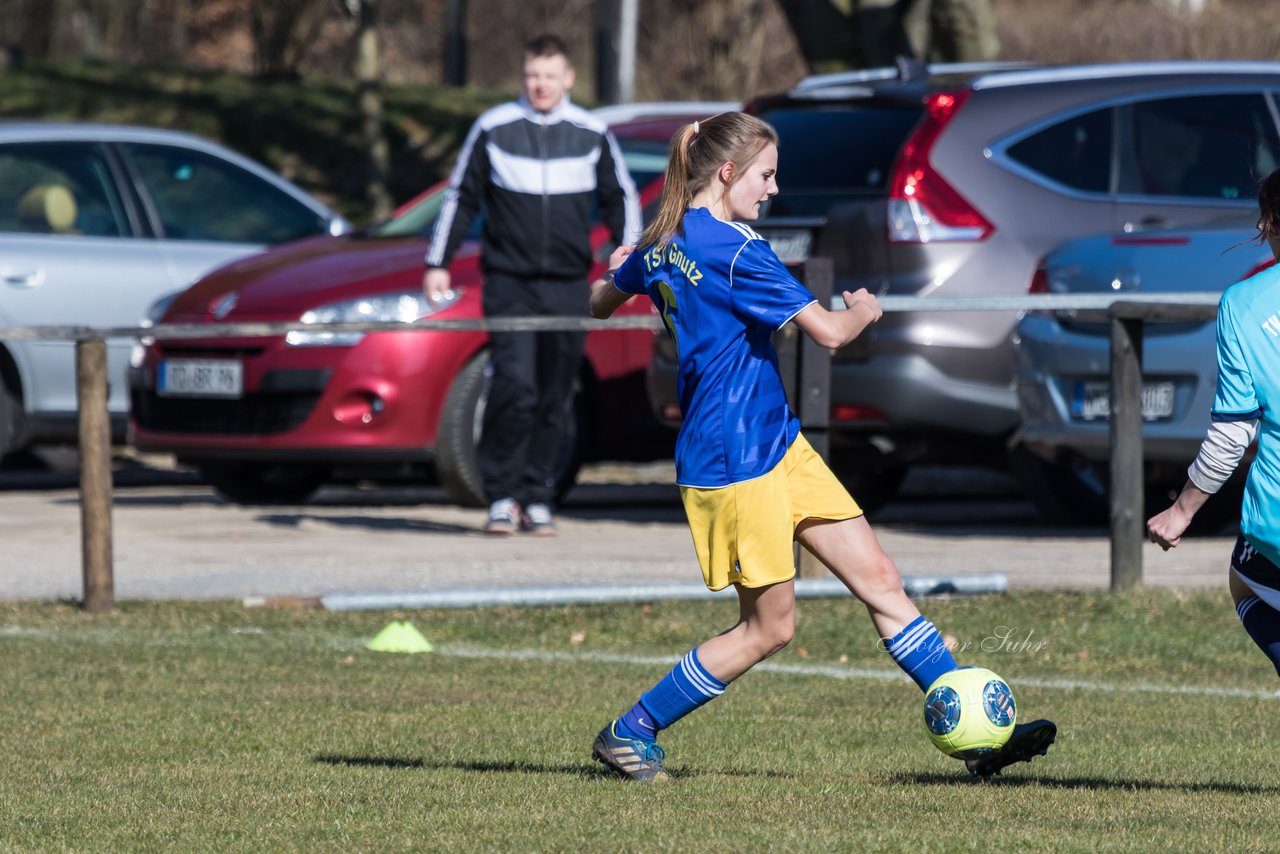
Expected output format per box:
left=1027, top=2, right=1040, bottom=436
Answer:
left=647, top=60, right=1280, bottom=511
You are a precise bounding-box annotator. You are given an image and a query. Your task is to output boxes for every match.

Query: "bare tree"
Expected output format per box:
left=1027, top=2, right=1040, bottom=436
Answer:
left=777, top=0, right=998, bottom=72
left=249, top=0, right=332, bottom=78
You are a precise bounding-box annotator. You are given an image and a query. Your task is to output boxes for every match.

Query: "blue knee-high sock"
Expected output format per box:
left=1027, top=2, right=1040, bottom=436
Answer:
left=616, top=647, right=728, bottom=741
left=1237, top=596, right=1280, bottom=678
left=884, top=615, right=958, bottom=692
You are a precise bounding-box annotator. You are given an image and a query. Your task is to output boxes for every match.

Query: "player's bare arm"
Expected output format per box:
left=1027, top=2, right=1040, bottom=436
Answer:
left=588, top=245, right=635, bottom=319
left=792, top=288, right=883, bottom=349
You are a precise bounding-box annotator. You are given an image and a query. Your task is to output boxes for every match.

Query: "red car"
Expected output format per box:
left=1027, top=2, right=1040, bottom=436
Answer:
left=128, top=105, right=735, bottom=504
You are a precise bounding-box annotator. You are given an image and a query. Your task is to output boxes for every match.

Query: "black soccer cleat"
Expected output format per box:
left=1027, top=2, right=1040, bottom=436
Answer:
left=965, top=719, right=1056, bottom=779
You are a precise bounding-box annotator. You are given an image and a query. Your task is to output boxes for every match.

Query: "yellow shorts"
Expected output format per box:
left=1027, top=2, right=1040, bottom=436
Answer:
left=680, top=433, right=862, bottom=591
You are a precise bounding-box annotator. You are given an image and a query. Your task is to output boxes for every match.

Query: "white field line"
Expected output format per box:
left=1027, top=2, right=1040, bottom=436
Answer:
left=438, top=644, right=1280, bottom=701
left=5, top=624, right=1278, bottom=701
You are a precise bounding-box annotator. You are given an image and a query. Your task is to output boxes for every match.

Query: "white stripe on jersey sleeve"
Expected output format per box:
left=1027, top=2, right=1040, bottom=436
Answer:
left=427, top=115, right=489, bottom=267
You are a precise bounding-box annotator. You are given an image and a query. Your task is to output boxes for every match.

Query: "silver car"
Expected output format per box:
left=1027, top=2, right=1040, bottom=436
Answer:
left=649, top=59, right=1280, bottom=512
left=1013, top=219, right=1274, bottom=527
left=0, top=122, right=348, bottom=460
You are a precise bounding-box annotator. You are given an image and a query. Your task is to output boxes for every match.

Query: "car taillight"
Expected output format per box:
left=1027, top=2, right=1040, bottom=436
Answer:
left=831, top=404, right=888, bottom=424
left=887, top=90, right=992, bottom=243
left=1240, top=258, right=1277, bottom=281
left=1028, top=263, right=1049, bottom=294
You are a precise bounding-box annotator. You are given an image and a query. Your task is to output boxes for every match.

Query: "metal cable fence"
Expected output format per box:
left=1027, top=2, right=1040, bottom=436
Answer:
left=0, top=257, right=1222, bottom=610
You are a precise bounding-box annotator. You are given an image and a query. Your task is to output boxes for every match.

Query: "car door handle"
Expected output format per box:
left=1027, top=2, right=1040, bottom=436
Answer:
left=1, top=268, right=44, bottom=288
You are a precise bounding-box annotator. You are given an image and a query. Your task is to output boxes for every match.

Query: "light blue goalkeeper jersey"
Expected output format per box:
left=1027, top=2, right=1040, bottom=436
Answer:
left=1214, top=262, right=1280, bottom=565
left=612, top=207, right=816, bottom=488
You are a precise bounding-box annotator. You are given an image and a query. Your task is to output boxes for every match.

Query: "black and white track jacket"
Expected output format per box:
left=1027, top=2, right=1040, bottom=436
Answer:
left=426, top=96, right=641, bottom=280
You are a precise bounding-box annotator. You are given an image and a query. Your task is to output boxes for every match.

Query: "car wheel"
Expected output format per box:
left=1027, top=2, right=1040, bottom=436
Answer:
left=828, top=449, right=908, bottom=516
left=197, top=461, right=328, bottom=505
left=0, top=380, right=20, bottom=461
left=1008, top=445, right=1109, bottom=524
left=435, top=352, right=585, bottom=508
left=1008, top=445, right=1241, bottom=533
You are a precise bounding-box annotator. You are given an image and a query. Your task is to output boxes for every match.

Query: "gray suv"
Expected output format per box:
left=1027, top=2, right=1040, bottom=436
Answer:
left=647, top=60, right=1280, bottom=511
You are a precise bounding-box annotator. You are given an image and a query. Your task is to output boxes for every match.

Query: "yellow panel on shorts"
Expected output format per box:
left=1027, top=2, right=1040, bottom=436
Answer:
left=680, top=433, right=862, bottom=591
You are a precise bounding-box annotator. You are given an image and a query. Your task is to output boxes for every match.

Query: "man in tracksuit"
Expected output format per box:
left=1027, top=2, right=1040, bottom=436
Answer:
left=423, top=33, right=640, bottom=536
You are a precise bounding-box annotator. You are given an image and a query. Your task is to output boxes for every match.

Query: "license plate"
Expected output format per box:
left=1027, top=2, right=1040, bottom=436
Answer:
left=158, top=359, right=243, bottom=398
left=1074, top=381, right=1174, bottom=421
left=757, top=229, right=813, bottom=266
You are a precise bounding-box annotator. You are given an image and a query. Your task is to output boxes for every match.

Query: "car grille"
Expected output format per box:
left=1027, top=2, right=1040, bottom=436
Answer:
left=154, top=345, right=268, bottom=360
left=131, top=390, right=320, bottom=436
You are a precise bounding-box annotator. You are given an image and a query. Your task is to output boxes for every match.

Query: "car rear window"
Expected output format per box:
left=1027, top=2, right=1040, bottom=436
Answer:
left=1006, top=107, right=1113, bottom=194
left=1120, top=93, right=1280, bottom=200
left=754, top=105, right=922, bottom=213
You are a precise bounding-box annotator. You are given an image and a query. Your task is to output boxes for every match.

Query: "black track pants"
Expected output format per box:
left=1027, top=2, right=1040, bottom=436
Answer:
left=478, top=272, right=587, bottom=508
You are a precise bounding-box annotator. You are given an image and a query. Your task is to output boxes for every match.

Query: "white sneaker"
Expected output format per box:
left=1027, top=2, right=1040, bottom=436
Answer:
left=520, top=503, right=557, bottom=537
left=485, top=498, right=520, bottom=535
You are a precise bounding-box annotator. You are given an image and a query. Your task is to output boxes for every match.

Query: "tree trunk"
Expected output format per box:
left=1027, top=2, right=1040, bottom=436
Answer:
left=170, top=0, right=190, bottom=57
left=355, top=0, right=393, bottom=221
left=249, top=0, right=330, bottom=79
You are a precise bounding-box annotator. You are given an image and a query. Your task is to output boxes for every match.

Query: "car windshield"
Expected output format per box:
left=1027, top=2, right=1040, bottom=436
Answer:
left=755, top=104, right=922, bottom=216
left=368, top=135, right=672, bottom=239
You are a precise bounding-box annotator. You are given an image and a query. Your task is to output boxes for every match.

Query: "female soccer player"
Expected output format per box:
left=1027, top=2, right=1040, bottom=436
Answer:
left=1149, top=167, right=1280, bottom=677
left=586, top=111, right=1055, bottom=781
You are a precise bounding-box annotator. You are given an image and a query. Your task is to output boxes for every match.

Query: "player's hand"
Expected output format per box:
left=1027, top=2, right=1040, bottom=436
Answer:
left=1146, top=505, right=1191, bottom=550
left=423, top=267, right=453, bottom=305
left=843, top=288, right=883, bottom=323
left=607, top=244, right=634, bottom=271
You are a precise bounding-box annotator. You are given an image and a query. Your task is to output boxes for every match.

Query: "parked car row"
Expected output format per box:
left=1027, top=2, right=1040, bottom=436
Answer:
left=8, top=63, right=1279, bottom=522
left=647, top=58, right=1280, bottom=512
left=125, top=103, right=737, bottom=505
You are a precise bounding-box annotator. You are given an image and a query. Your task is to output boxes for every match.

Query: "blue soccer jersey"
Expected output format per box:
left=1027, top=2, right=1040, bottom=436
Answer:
left=613, top=207, right=816, bottom=487
left=1214, top=262, right=1280, bottom=566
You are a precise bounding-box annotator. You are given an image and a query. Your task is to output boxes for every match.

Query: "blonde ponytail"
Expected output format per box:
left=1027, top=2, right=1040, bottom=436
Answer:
left=638, top=111, right=778, bottom=251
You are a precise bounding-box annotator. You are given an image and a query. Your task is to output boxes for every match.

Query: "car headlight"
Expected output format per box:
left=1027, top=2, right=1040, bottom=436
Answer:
left=132, top=290, right=183, bottom=367
left=285, top=289, right=462, bottom=347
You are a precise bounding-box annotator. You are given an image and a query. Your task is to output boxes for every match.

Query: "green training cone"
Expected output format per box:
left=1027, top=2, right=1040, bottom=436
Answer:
left=366, top=620, right=434, bottom=654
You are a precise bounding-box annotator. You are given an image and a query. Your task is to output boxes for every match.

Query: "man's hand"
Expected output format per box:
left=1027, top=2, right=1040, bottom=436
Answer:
left=842, top=288, right=883, bottom=324
left=423, top=267, right=453, bottom=304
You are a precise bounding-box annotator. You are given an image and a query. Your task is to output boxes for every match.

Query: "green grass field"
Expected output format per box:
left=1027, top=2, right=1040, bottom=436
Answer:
left=3, top=589, right=1276, bottom=852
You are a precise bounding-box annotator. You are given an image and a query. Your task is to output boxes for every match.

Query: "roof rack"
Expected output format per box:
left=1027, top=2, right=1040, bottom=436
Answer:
left=790, top=60, right=1038, bottom=94
left=972, top=60, right=1280, bottom=90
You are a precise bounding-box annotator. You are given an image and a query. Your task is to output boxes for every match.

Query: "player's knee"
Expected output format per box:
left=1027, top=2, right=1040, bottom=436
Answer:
left=756, top=616, right=795, bottom=658
left=856, top=554, right=905, bottom=602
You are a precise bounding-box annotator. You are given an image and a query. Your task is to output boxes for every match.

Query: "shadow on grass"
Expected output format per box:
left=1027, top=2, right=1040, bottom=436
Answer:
left=432, top=759, right=797, bottom=780
left=892, top=771, right=1280, bottom=795
left=316, top=754, right=796, bottom=780
left=314, top=754, right=425, bottom=770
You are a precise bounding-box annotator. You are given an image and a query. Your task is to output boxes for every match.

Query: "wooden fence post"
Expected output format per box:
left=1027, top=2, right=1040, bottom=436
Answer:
left=1109, top=314, right=1144, bottom=592
left=76, top=338, right=114, bottom=612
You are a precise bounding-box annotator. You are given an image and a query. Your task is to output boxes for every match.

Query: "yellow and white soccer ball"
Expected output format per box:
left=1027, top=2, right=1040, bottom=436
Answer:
left=922, top=666, right=1016, bottom=759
